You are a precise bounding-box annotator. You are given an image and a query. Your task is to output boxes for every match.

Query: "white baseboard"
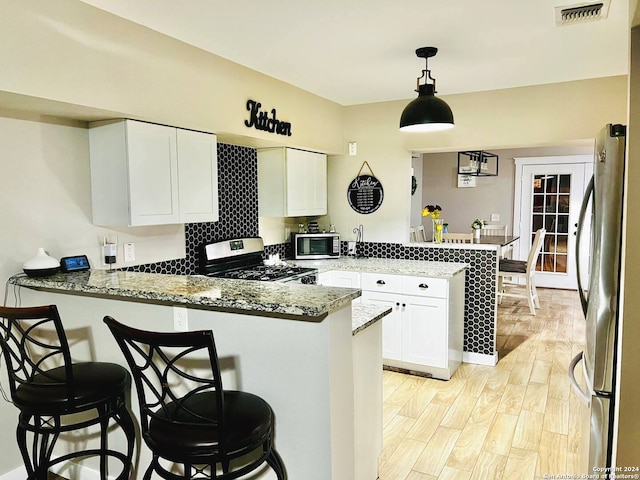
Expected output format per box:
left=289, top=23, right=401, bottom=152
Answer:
left=463, top=351, right=498, bottom=366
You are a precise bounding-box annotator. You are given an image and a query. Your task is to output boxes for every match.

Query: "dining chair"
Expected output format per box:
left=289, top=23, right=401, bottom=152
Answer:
left=481, top=224, right=513, bottom=257
left=442, top=232, right=474, bottom=243
left=104, top=316, right=286, bottom=480
left=0, top=305, right=135, bottom=480
left=409, top=227, right=417, bottom=242
left=416, top=225, right=427, bottom=242
left=498, top=228, right=546, bottom=315
left=480, top=224, right=508, bottom=236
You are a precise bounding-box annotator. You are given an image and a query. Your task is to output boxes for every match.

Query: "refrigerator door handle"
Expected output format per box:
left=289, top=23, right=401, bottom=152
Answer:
left=569, top=351, right=591, bottom=404
left=575, top=175, right=594, bottom=317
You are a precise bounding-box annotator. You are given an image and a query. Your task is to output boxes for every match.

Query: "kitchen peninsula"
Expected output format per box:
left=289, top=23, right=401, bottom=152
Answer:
left=9, top=270, right=379, bottom=480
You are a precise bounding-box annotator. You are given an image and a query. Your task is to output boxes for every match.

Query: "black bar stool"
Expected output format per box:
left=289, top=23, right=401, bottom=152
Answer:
left=0, top=305, right=135, bottom=480
left=104, top=316, right=286, bottom=480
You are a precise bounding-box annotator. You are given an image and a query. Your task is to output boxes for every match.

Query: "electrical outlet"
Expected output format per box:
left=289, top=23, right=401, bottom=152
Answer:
left=348, top=241, right=356, bottom=255
left=173, top=307, right=188, bottom=331
left=490, top=213, right=500, bottom=222
left=124, top=242, right=135, bottom=262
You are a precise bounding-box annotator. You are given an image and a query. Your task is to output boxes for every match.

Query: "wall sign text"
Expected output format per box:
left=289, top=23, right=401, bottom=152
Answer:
left=245, top=99, right=292, bottom=136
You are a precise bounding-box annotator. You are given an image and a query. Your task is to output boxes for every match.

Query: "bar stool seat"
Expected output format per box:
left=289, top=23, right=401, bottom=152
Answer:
left=0, top=305, right=135, bottom=480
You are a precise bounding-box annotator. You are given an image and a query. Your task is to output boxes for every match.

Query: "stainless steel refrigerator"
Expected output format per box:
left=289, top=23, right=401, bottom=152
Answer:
left=571, top=123, right=627, bottom=470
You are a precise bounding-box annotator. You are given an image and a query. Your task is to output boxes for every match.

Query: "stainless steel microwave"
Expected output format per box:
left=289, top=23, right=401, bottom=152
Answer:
left=292, top=233, right=340, bottom=259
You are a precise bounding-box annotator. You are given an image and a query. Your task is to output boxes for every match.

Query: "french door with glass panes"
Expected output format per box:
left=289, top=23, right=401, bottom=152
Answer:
left=514, top=156, right=593, bottom=289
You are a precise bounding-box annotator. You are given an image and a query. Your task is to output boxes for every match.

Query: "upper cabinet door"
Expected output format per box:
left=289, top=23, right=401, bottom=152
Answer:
left=90, top=119, right=219, bottom=226
left=176, top=129, right=219, bottom=223
left=285, top=149, right=327, bottom=217
left=258, top=147, right=327, bottom=218
left=126, top=120, right=180, bottom=225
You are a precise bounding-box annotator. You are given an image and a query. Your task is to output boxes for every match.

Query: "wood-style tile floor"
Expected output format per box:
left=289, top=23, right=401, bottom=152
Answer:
left=379, top=288, right=589, bottom=480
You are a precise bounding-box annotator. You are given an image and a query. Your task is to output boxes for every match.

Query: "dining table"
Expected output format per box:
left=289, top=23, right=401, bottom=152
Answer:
left=474, top=235, right=520, bottom=258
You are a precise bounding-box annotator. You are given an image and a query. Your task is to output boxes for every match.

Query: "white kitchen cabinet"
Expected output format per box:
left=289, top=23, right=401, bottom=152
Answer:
left=258, top=147, right=327, bottom=217
left=319, top=270, right=361, bottom=303
left=360, top=271, right=464, bottom=380
left=89, top=119, right=218, bottom=226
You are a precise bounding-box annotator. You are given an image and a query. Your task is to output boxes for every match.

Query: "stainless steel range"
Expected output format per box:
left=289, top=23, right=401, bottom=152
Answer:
left=199, top=237, right=317, bottom=284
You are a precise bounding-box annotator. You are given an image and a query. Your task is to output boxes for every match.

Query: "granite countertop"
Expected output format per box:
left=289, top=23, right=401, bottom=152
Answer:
left=9, top=270, right=360, bottom=322
left=290, top=257, right=467, bottom=277
left=351, top=303, right=391, bottom=336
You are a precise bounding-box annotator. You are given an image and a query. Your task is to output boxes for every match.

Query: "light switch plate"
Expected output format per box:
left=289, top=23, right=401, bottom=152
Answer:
left=490, top=213, right=500, bottom=222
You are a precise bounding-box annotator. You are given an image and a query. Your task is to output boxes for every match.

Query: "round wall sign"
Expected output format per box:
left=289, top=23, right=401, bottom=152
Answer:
left=347, top=174, right=384, bottom=214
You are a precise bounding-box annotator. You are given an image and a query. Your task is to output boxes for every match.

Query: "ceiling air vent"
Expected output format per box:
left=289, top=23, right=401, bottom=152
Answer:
left=555, top=0, right=610, bottom=26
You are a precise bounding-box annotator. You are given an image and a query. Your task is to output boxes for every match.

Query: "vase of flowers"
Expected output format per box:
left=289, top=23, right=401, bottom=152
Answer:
left=422, top=204, right=443, bottom=242
left=471, top=218, right=486, bottom=240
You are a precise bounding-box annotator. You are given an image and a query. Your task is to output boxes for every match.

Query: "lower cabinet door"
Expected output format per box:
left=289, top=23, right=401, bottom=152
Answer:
left=402, top=296, right=448, bottom=368
left=361, top=291, right=402, bottom=361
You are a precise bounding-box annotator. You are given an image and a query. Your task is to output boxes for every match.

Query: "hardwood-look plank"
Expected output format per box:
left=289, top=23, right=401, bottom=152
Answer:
left=379, top=437, right=427, bottom=480
left=468, top=392, right=502, bottom=427
left=469, top=451, right=508, bottom=480
left=380, top=414, right=417, bottom=466
left=543, top=397, right=570, bottom=435
left=529, top=359, right=552, bottom=384
left=536, top=430, right=568, bottom=477
left=497, top=384, right=527, bottom=416
left=483, top=413, right=519, bottom=456
left=521, top=383, right=549, bottom=413
left=438, top=466, right=472, bottom=480
left=440, top=394, right=479, bottom=430
left=412, top=426, right=461, bottom=476
left=508, top=361, right=534, bottom=386
left=483, top=368, right=511, bottom=396
left=503, top=447, right=538, bottom=480
left=399, top=384, right=439, bottom=419
left=406, top=403, right=450, bottom=443
left=446, top=423, right=491, bottom=472
left=512, top=410, right=544, bottom=451
left=404, top=471, right=437, bottom=480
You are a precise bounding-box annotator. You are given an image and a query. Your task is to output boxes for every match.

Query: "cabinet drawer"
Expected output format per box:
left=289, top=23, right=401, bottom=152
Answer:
left=401, top=276, right=448, bottom=298
left=361, top=272, right=402, bottom=294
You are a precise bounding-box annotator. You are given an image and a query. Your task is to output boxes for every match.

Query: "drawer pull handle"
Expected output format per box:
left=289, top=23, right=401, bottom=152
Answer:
left=376, top=280, right=386, bottom=285
left=418, top=283, right=429, bottom=289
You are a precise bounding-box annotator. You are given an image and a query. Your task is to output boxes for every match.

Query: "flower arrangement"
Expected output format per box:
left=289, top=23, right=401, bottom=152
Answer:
left=422, top=204, right=442, bottom=219
left=471, top=218, right=486, bottom=230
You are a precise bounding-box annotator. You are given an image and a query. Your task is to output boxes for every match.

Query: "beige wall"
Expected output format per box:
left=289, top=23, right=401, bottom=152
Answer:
left=0, top=0, right=344, bottom=154
left=324, top=76, right=628, bottom=243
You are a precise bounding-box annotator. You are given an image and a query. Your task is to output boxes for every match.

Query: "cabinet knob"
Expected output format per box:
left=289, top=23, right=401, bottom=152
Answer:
left=395, top=302, right=400, bottom=306
left=402, top=303, right=406, bottom=308
left=376, top=280, right=386, bottom=285
left=418, top=283, right=429, bottom=289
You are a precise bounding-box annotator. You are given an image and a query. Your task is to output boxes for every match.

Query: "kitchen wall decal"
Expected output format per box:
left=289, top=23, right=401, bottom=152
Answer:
left=347, top=161, right=384, bottom=214
left=244, top=99, right=292, bottom=136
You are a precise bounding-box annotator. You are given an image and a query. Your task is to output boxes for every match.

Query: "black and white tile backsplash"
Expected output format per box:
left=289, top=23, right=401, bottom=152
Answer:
left=130, top=143, right=496, bottom=357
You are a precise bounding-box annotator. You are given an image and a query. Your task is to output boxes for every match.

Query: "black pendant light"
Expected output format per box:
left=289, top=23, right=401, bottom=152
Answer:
left=399, top=47, right=454, bottom=132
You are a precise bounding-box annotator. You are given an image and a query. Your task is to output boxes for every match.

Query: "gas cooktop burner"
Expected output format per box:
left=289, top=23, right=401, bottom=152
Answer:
left=212, top=265, right=314, bottom=282
left=199, top=237, right=317, bottom=284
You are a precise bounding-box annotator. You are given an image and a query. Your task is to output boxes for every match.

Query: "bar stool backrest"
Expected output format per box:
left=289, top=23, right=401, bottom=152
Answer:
left=0, top=305, right=74, bottom=403
left=103, top=317, right=226, bottom=450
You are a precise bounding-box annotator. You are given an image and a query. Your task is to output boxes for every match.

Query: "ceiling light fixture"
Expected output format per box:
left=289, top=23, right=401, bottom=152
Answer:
left=399, top=47, right=454, bottom=132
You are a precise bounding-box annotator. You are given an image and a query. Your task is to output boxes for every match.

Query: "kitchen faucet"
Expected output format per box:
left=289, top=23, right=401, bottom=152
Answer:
left=353, top=224, right=363, bottom=243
